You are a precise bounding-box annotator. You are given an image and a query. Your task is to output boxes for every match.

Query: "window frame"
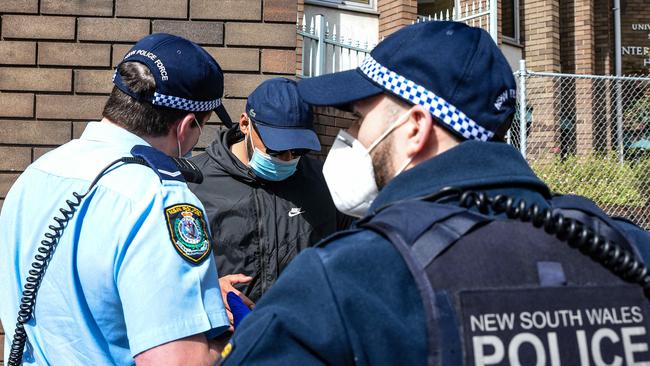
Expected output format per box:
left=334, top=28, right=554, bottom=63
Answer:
left=501, top=0, right=520, bottom=45
left=305, top=0, right=377, bottom=13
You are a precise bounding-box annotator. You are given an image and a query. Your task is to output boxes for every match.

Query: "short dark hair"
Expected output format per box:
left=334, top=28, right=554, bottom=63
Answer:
left=102, top=62, right=209, bottom=137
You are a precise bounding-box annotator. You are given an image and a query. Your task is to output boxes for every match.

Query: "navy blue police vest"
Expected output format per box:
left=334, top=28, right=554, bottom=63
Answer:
left=357, top=189, right=650, bottom=366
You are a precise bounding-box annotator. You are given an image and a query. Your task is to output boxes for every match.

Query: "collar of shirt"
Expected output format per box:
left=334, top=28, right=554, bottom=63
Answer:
left=80, top=121, right=151, bottom=151
left=369, top=140, right=551, bottom=212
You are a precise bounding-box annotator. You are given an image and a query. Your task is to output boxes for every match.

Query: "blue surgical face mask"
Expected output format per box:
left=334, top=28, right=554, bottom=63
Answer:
left=246, top=132, right=300, bottom=181
left=249, top=147, right=300, bottom=181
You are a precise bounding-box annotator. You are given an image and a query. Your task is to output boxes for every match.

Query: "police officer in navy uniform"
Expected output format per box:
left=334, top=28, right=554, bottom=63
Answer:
left=190, top=78, right=351, bottom=309
left=219, top=21, right=650, bottom=365
left=0, top=34, right=233, bottom=365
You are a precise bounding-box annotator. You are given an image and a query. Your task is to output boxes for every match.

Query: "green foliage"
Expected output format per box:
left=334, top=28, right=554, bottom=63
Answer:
left=634, top=156, right=650, bottom=198
left=532, top=154, right=648, bottom=207
left=625, top=95, right=650, bottom=128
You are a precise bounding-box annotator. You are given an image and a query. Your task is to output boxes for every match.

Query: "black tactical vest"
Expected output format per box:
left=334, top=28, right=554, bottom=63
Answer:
left=360, top=190, right=650, bottom=366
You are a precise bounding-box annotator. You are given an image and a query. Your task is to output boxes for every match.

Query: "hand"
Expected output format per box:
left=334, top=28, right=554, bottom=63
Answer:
left=219, top=274, right=255, bottom=330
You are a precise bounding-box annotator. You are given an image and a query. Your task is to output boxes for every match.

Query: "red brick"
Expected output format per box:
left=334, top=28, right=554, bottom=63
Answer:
left=0, top=120, right=71, bottom=145
left=33, top=147, right=56, bottom=160
left=0, top=174, right=21, bottom=198
left=0, top=147, right=31, bottom=171
left=208, top=98, right=247, bottom=123
left=190, top=0, right=261, bottom=20
left=41, top=0, right=113, bottom=16
left=78, top=18, right=150, bottom=42
left=0, top=93, right=33, bottom=118
left=205, top=48, right=259, bottom=72
left=0, top=41, right=36, bottom=65
left=152, top=21, right=224, bottom=45
left=0, top=0, right=37, bottom=13
left=0, top=68, right=71, bottom=92
left=225, top=23, right=296, bottom=47
left=36, top=95, right=107, bottom=120
left=112, top=44, right=135, bottom=67
left=74, top=70, right=115, bottom=94
left=39, top=43, right=111, bottom=67
left=116, top=0, right=188, bottom=18
left=264, top=0, right=296, bottom=22
left=73, top=122, right=89, bottom=139
left=196, top=125, right=222, bottom=148
left=224, top=74, right=276, bottom=98
left=261, top=49, right=295, bottom=74
left=2, top=15, right=76, bottom=40
left=223, top=99, right=247, bottom=117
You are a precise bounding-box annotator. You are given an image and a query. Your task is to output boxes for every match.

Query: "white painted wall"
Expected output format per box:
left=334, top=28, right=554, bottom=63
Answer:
left=303, top=4, right=379, bottom=45
left=501, top=43, right=523, bottom=71
left=301, top=3, right=379, bottom=75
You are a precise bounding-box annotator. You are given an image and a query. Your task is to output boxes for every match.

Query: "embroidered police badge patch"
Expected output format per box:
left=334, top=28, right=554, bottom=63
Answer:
left=165, top=204, right=211, bottom=264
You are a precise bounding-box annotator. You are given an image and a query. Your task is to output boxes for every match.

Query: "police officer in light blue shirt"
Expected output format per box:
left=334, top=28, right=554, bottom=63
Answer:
left=0, top=34, right=236, bottom=365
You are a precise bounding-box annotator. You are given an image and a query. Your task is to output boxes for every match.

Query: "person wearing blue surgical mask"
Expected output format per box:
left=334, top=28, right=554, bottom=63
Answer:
left=189, top=78, right=352, bottom=314
left=242, top=117, right=304, bottom=181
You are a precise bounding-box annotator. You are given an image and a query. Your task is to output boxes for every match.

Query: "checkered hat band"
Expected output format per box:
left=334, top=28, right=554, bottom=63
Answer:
left=152, top=92, right=222, bottom=112
left=358, top=56, right=493, bottom=141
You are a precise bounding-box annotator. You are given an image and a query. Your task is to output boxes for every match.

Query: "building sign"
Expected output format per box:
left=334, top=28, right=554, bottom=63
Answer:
left=621, top=0, right=650, bottom=74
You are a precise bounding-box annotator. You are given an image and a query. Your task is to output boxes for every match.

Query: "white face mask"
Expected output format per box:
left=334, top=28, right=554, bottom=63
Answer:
left=323, top=111, right=412, bottom=218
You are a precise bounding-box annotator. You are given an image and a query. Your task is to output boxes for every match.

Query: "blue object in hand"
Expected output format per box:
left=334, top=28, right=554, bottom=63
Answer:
left=227, top=292, right=252, bottom=329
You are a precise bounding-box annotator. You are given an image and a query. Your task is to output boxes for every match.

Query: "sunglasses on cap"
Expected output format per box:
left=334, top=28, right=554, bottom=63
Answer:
left=265, top=147, right=310, bottom=158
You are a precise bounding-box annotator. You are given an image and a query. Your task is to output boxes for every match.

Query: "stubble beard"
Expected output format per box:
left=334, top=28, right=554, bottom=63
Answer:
left=371, top=134, right=396, bottom=190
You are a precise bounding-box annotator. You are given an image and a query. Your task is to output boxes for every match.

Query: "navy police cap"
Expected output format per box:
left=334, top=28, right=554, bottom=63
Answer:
left=298, top=21, right=517, bottom=141
left=113, top=33, right=232, bottom=126
left=246, top=78, right=320, bottom=152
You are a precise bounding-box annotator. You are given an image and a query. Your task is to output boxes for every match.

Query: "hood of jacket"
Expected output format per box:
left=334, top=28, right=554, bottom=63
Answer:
left=205, top=126, right=258, bottom=184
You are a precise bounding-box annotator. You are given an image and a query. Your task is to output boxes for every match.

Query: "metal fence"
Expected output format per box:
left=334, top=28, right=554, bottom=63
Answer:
left=297, top=14, right=375, bottom=78
left=415, top=0, right=497, bottom=42
left=512, top=60, right=650, bottom=228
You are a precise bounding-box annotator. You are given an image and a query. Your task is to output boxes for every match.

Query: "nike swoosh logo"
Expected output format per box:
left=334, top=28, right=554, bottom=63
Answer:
left=288, top=209, right=305, bottom=217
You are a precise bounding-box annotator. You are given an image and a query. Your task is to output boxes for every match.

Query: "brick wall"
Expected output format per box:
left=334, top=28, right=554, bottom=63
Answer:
left=0, top=0, right=299, bottom=213
left=558, top=0, right=597, bottom=155
left=520, top=0, right=562, bottom=160
left=297, top=0, right=304, bottom=77
left=593, top=0, right=612, bottom=76
left=378, top=0, right=417, bottom=39
left=311, top=106, right=355, bottom=160
left=0, top=2, right=298, bottom=357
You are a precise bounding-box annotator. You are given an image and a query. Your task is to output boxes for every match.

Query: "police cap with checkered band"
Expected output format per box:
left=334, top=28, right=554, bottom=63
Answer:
left=297, top=21, right=517, bottom=141
left=113, top=33, right=233, bottom=127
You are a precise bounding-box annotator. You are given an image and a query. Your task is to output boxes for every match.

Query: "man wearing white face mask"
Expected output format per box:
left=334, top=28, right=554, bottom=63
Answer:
left=190, top=78, right=352, bottom=309
left=219, top=22, right=650, bottom=365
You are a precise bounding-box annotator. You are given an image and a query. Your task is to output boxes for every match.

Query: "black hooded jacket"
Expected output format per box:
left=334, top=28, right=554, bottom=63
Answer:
left=189, top=127, right=351, bottom=301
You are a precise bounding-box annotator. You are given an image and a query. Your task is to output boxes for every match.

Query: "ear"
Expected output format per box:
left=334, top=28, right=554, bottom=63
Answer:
left=404, top=105, right=433, bottom=160
left=176, top=113, right=197, bottom=143
left=239, top=113, right=250, bottom=134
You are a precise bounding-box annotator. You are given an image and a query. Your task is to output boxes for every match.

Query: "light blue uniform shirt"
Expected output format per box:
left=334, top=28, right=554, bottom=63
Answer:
left=0, top=122, right=229, bottom=365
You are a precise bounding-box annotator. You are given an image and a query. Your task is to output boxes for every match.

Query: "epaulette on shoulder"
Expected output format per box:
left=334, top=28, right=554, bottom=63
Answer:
left=131, top=145, right=186, bottom=183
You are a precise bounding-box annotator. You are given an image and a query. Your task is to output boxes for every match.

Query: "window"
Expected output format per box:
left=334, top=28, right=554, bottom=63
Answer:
left=306, top=0, right=376, bottom=11
left=502, top=0, right=520, bottom=43
left=418, top=0, right=455, bottom=19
